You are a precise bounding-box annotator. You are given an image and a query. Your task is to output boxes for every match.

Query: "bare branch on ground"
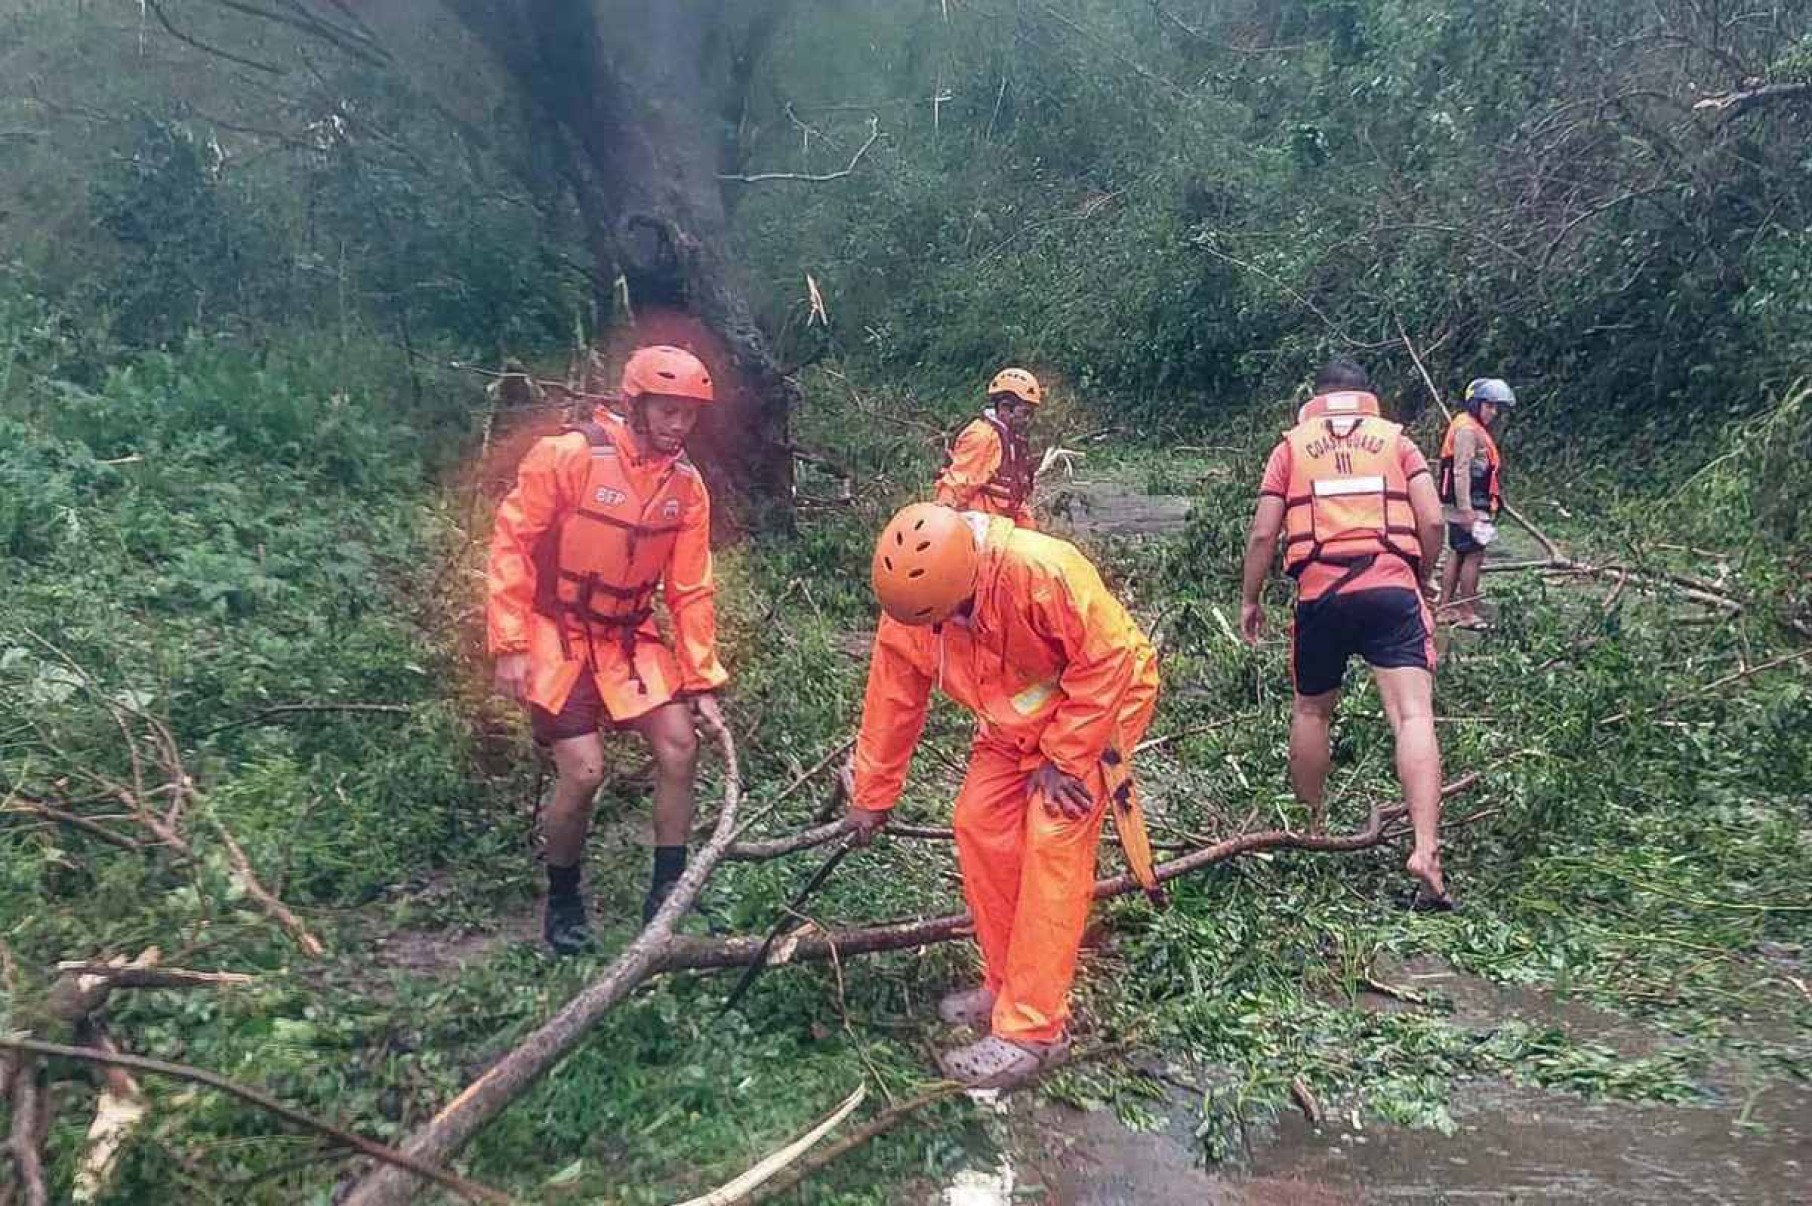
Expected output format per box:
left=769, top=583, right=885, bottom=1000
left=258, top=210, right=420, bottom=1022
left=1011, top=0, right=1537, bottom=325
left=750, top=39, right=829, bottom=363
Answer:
left=341, top=711, right=746, bottom=1206
left=0, top=1037, right=509, bottom=1205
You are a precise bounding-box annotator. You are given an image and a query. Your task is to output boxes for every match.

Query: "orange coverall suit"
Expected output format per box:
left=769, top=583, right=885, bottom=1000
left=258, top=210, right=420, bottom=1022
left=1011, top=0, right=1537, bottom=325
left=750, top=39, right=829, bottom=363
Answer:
left=854, top=518, right=1159, bottom=1042
left=936, top=413, right=1037, bottom=528
left=487, top=410, right=728, bottom=724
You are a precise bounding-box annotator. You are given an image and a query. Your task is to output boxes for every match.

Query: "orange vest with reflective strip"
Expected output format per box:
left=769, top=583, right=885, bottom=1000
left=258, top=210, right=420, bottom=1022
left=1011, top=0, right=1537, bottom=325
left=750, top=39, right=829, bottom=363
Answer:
left=1281, top=414, right=1421, bottom=576
left=1438, top=412, right=1502, bottom=513
left=533, top=420, right=694, bottom=633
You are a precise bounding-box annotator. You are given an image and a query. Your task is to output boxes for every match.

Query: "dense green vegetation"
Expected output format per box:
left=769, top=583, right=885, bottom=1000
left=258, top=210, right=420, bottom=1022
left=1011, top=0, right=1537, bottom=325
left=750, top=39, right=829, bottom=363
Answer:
left=1, top=1, right=1808, bottom=1202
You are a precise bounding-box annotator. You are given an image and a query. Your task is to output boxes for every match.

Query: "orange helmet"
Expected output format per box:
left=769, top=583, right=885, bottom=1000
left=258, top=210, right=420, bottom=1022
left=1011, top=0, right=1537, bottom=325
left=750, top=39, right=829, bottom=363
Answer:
left=871, top=503, right=979, bottom=625
left=621, top=345, right=714, bottom=404
left=987, top=367, right=1042, bottom=407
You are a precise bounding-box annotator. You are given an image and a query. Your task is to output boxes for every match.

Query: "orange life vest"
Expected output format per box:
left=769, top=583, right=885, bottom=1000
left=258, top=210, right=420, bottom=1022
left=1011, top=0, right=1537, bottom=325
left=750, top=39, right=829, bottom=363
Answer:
left=1281, top=414, right=1421, bottom=578
left=1438, top=412, right=1502, bottom=513
left=532, top=419, right=696, bottom=683
left=1295, top=389, right=1381, bottom=425
left=946, top=411, right=1034, bottom=513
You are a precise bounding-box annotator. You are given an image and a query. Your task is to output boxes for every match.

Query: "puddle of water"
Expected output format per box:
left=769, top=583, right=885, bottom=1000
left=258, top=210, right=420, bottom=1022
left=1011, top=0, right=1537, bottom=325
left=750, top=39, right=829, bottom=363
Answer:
left=1009, top=960, right=1811, bottom=1205
left=1248, top=1076, right=1811, bottom=1205
left=1363, top=954, right=1668, bottom=1057
left=1047, top=482, right=1195, bottom=538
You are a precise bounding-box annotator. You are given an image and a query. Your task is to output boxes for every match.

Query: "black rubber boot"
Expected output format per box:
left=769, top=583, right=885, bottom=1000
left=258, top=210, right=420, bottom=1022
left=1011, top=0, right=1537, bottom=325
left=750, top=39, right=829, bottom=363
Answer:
left=544, top=893, right=593, bottom=955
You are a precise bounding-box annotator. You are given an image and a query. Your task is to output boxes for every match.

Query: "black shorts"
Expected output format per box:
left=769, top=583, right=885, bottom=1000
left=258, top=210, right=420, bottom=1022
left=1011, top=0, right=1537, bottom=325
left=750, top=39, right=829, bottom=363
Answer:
left=1291, top=587, right=1433, bottom=697
left=1447, top=522, right=1486, bottom=555
left=530, top=672, right=617, bottom=744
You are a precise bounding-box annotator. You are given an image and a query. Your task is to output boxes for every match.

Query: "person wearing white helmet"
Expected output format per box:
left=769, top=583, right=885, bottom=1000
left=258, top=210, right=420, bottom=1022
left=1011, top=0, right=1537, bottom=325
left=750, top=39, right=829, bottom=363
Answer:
left=1438, top=378, right=1516, bottom=630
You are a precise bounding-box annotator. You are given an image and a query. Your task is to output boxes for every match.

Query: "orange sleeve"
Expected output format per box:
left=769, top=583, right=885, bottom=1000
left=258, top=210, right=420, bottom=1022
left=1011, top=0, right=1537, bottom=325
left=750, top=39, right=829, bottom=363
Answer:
left=664, top=474, right=729, bottom=694
left=1028, top=552, right=1150, bottom=780
left=1258, top=441, right=1291, bottom=498
left=852, top=619, right=936, bottom=812
left=934, top=421, right=1002, bottom=509
left=486, top=435, right=582, bottom=655
left=1398, top=435, right=1431, bottom=481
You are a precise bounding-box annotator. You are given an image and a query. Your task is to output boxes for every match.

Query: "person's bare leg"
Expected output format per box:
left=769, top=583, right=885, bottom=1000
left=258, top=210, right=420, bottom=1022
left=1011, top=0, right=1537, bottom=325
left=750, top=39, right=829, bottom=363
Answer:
left=1438, top=548, right=1461, bottom=620
left=629, top=701, right=699, bottom=845
left=626, top=701, right=700, bottom=918
left=545, top=732, right=607, bottom=867
left=1456, top=552, right=1486, bottom=625
left=1289, top=690, right=1340, bottom=832
left=1373, top=666, right=1446, bottom=898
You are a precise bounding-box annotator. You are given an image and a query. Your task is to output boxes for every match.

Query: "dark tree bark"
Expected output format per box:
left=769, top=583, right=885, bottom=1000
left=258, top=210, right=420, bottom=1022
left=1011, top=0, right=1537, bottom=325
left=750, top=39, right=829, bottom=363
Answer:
left=445, top=0, right=796, bottom=529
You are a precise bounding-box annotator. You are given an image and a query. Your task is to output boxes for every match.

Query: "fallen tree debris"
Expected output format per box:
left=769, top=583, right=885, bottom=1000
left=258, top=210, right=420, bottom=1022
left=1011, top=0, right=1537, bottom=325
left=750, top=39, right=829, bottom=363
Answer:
left=675, top=1082, right=867, bottom=1206
left=341, top=710, right=745, bottom=1206
left=0, top=1037, right=510, bottom=1206
left=342, top=761, right=1477, bottom=1204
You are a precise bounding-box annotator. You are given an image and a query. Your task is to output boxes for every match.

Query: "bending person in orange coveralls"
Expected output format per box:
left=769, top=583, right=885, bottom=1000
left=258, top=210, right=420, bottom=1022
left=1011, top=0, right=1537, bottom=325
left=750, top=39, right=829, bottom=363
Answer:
left=846, top=503, right=1161, bottom=1088
left=488, top=345, right=729, bottom=954
left=934, top=367, right=1043, bottom=528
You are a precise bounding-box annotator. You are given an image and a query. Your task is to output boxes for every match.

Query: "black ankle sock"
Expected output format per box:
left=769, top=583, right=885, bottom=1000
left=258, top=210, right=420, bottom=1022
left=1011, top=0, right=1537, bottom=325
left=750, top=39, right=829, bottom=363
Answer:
left=651, top=845, right=687, bottom=890
left=547, top=862, right=581, bottom=900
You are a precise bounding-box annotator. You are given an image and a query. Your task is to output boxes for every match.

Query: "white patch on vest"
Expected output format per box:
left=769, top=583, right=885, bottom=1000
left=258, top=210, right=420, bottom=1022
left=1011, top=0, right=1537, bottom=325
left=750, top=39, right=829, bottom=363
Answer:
left=661, top=499, right=680, bottom=519
left=593, top=486, right=626, bottom=506
left=1314, top=474, right=1385, bottom=497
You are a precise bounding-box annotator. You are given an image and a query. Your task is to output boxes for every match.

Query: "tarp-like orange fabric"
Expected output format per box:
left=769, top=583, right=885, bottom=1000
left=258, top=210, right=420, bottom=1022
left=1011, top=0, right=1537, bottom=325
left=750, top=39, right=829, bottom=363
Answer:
left=935, top=418, right=1035, bottom=528
left=486, top=409, right=728, bottom=723
left=854, top=517, right=1159, bottom=1041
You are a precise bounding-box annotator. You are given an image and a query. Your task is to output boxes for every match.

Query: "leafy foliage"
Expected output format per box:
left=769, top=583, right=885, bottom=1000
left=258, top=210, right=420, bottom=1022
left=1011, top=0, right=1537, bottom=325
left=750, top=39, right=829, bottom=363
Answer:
left=0, top=2, right=1808, bottom=1202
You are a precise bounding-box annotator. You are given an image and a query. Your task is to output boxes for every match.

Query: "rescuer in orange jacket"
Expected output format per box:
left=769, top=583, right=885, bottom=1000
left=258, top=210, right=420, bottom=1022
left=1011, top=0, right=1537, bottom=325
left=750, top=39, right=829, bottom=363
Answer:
left=935, top=367, right=1042, bottom=528
left=488, top=345, right=729, bottom=954
left=845, top=503, right=1161, bottom=1088
left=1438, top=377, right=1516, bottom=630
left=1238, top=359, right=1454, bottom=908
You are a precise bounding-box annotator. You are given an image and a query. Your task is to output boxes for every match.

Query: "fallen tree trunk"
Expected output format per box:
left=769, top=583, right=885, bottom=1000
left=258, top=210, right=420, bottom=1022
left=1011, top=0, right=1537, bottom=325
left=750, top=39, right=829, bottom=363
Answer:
left=341, top=712, right=745, bottom=1206
left=668, top=774, right=1478, bottom=972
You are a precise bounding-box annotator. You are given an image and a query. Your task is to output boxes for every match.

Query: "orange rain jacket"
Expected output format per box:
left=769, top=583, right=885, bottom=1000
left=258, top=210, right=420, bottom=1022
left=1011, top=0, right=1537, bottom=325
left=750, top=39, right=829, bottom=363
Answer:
left=853, top=517, right=1159, bottom=1042
left=487, top=409, right=727, bottom=723
left=935, top=412, right=1037, bottom=528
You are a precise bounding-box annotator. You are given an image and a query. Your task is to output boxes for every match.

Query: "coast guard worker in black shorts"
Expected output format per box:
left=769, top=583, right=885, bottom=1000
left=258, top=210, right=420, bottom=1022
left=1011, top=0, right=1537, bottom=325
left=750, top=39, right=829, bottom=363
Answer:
left=1237, top=359, right=1454, bottom=907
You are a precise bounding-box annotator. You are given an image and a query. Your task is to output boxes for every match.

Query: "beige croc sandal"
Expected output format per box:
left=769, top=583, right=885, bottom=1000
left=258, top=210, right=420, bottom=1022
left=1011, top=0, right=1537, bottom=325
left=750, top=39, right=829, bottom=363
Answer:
left=937, top=1033, right=1072, bottom=1090
left=937, top=986, right=998, bottom=1028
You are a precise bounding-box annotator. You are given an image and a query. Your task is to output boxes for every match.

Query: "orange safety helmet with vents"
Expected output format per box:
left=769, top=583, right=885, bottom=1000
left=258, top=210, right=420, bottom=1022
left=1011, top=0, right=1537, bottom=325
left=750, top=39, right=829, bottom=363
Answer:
left=987, top=367, right=1042, bottom=407
left=621, top=345, right=715, bottom=403
left=871, top=503, right=980, bottom=625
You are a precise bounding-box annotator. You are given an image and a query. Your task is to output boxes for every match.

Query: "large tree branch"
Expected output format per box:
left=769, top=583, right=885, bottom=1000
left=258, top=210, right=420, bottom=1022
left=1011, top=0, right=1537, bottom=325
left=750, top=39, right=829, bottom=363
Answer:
left=663, top=774, right=1481, bottom=973
left=341, top=710, right=746, bottom=1206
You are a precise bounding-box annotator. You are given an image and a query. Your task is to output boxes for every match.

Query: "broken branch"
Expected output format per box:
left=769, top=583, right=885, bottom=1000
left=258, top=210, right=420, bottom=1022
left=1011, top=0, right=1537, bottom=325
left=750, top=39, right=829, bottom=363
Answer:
left=720, top=117, right=880, bottom=183
left=662, top=775, right=1481, bottom=973
left=208, top=817, right=326, bottom=958
left=341, top=710, right=745, bottom=1206
left=676, top=1083, right=867, bottom=1206
left=0, top=1037, right=509, bottom=1205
